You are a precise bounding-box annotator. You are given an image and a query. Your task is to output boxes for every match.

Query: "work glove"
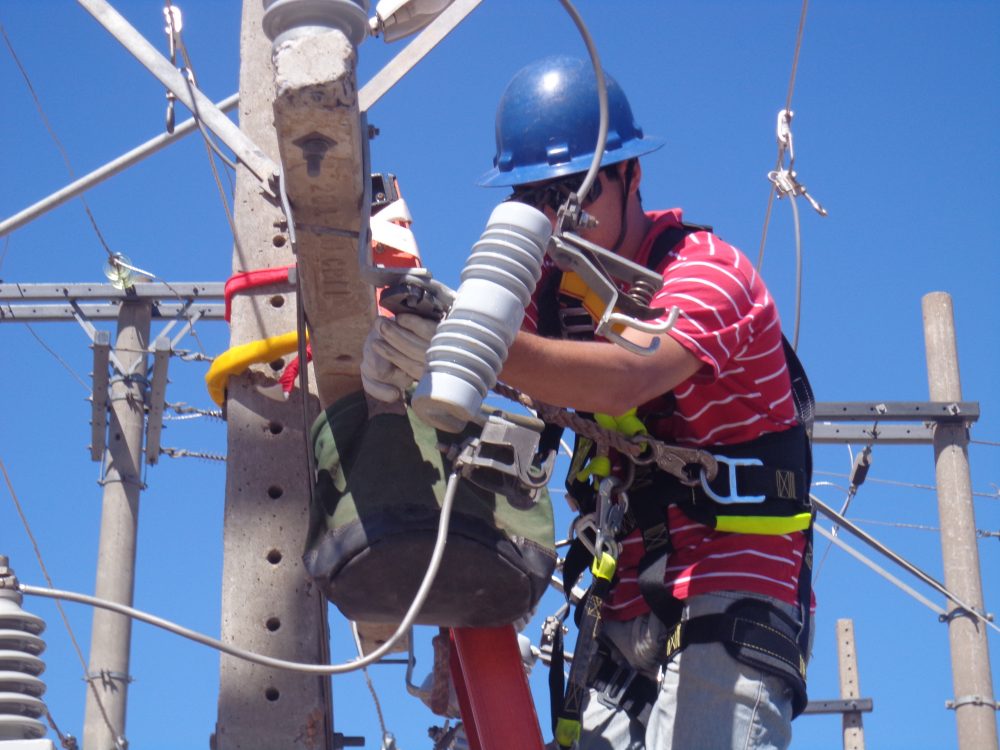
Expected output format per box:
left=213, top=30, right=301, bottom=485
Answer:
left=360, top=313, right=438, bottom=402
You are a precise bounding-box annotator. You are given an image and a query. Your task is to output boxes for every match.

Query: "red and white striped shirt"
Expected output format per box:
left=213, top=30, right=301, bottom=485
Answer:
left=527, top=209, right=809, bottom=620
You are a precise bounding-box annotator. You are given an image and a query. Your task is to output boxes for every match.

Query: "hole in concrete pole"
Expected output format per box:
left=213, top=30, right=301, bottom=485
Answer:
left=269, top=358, right=285, bottom=372
left=265, top=687, right=279, bottom=702
left=273, top=235, right=286, bottom=248
left=266, top=549, right=282, bottom=564
left=268, top=421, right=284, bottom=435
left=266, top=617, right=281, bottom=632
left=270, top=295, right=285, bottom=308
left=267, top=485, right=283, bottom=500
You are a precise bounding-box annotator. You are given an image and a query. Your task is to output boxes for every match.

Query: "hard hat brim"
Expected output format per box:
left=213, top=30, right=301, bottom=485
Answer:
left=476, top=135, right=665, bottom=188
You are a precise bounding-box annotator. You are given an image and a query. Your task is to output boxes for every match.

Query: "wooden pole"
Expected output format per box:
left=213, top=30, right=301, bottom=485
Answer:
left=922, top=292, right=998, bottom=750
left=213, top=3, right=332, bottom=747
left=82, top=299, right=150, bottom=750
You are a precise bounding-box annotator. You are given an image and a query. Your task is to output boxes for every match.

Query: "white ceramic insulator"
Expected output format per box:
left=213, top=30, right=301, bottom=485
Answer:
left=413, top=201, right=551, bottom=432
left=0, top=593, right=49, bottom=741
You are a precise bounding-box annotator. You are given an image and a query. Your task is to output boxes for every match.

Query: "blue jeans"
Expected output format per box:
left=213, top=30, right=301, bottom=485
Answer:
left=576, top=591, right=807, bottom=750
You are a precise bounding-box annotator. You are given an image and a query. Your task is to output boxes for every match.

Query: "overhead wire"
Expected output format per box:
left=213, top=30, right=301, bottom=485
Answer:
left=814, top=469, right=1000, bottom=501
left=163, top=1, right=240, bottom=246
left=350, top=621, right=390, bottom=743
left=1, top=22, right=117, bottom=262
left=757, top=0, right=809, bottom=271
left=812, top=495, right=999, bottom=634
left=0, top=454, right=119, bottom=743
left=23, top=324, right=91, bottom=391
left=15, top=472, right=465, bottom=675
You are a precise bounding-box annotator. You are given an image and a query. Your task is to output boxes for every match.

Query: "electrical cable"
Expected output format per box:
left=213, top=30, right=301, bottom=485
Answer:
left=0, top=454, right=120, bottom=743
left=23, top=323, right=91, bottom=391
left=556, top=0, right=607, bottom=214
left=789, top=192, right=803, bottom=350
left=351, top=621, right=390, bottom=741
left=1, top=22, right=118, bottom=262
left=163, top=0, right=241, bottom=249
left=17, top=472, right=463, bottom=674
left=757, top=0, right=810, bottom=270
left=813, top=523, right=947, bottom=618
left=813, top=469, right=1000, bottom=501
left=812, top=494, right=999, bottom=634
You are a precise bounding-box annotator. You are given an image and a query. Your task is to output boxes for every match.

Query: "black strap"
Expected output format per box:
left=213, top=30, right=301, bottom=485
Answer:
left=664, top=597, right=809, bottom=717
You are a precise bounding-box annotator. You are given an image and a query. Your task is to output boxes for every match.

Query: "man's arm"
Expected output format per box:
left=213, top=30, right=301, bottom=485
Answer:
left=500, top=328, right=702, bottom=415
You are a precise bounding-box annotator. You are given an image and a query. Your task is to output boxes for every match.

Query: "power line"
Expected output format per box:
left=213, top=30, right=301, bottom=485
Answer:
left=814, top=469, right=1000, bottom=501
left=0, top=453, right=119, bottom=742
left=1, top=22, right=117, bottom=261
left=757, top=0, right=811, bottom=270
left=23, top=323, right=91, bottom=391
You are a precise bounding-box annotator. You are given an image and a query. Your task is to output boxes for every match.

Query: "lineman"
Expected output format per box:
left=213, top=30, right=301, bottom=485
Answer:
left=362, top=56, right=814, bottom=750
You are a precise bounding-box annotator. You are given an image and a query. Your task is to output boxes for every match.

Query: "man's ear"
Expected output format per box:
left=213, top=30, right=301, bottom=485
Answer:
left=618, top=159, right=642, bottom=194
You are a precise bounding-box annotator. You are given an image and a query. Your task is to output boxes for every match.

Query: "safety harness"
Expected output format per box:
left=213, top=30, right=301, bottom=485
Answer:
left=544, top=222, right=815, bottom=745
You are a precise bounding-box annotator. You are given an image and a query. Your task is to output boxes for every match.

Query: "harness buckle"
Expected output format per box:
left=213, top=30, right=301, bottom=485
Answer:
left=699, top=458, right=766, bottom=504
left=594, top=663, right=639, bottom=712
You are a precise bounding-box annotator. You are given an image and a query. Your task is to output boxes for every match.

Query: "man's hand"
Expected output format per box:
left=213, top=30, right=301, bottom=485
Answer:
left=360, top=313, right=439, bottom=402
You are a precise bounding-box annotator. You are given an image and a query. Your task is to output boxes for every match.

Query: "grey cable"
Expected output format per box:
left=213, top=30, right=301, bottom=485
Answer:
left=757, top=0, right=810, bottom=270
left=18, top=472, right=463, bottom=674
left=557, top=0, right=607, bottom=211
left=0, top=455, right=120, bottom=742
left=814, top=523, right=947, bottom=618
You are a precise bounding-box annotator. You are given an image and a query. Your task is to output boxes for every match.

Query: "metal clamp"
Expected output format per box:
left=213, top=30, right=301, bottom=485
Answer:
left=547, top=232, right=677, bottom=356
left=945, top=694, right=1000, bottom=711
left=700, top=457, right=765, bottom=504
left=594, top=477, right=627, bottom=560
left=449, top=411, right=555, bottom=507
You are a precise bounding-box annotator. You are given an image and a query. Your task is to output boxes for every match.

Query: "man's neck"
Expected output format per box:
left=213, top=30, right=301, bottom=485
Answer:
left=617, top=202, right=654, bottom=262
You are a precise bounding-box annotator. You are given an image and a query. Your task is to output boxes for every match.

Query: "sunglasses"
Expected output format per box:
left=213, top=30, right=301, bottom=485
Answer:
left=507, top=172, right=604, bottom=213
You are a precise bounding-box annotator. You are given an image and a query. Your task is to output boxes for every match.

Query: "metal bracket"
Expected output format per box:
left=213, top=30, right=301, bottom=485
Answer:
left=145, top=337, right=171, bottom=465
left=90, top=330, right=111, bottom=462
left=547, top=232, right=677, bottom=356
left=448, top=410, right=555, bottom=507
left=801, top=698, right=874, bottom=715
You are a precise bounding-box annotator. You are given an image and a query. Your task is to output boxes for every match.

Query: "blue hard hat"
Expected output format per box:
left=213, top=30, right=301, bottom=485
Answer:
left=478, top=56, right=664, bottom=188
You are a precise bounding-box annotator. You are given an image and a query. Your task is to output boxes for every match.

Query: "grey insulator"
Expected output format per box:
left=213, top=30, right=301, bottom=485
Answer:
left=0, top=574, right=49, bottom=742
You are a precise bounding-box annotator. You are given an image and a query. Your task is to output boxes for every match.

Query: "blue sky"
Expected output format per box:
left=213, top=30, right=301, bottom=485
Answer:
left=1, top=2, right=998, bottom=749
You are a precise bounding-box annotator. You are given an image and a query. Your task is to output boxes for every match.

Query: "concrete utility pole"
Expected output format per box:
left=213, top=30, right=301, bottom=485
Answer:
left=922, top=292, right=999, bottom=750
left=837, top=619, right=865, bottom=750
left=82, top=299, right=151, bottom=750
left=214, top=2, right=343, bottom=747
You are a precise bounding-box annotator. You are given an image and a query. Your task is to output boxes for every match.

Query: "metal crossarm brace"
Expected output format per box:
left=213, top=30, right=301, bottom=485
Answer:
left=90, top=330, right=111, bottom=461
left=76, top=0, right=278, bottom=186
left=801, top=698, right=874, bottom=715
left=145, top=337, right=170, bottom=465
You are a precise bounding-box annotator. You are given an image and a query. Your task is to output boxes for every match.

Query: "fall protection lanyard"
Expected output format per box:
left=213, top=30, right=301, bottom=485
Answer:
left=551, top=477, right=627, bottom=749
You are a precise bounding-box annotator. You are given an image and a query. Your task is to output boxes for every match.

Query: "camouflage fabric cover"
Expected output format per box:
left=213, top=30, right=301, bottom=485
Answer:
left=303, top=390, right=557, bottom=627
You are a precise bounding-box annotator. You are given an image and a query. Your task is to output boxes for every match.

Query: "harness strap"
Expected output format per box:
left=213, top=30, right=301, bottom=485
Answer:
left=663, top=598, right=809, bottom=718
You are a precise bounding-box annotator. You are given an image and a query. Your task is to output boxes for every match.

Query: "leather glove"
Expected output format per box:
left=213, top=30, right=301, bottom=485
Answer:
left=360, top=313, right=438, bottom=402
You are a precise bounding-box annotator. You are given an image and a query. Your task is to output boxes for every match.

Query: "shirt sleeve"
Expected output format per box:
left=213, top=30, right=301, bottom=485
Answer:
left=650, top=232, right=774, bottom=379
